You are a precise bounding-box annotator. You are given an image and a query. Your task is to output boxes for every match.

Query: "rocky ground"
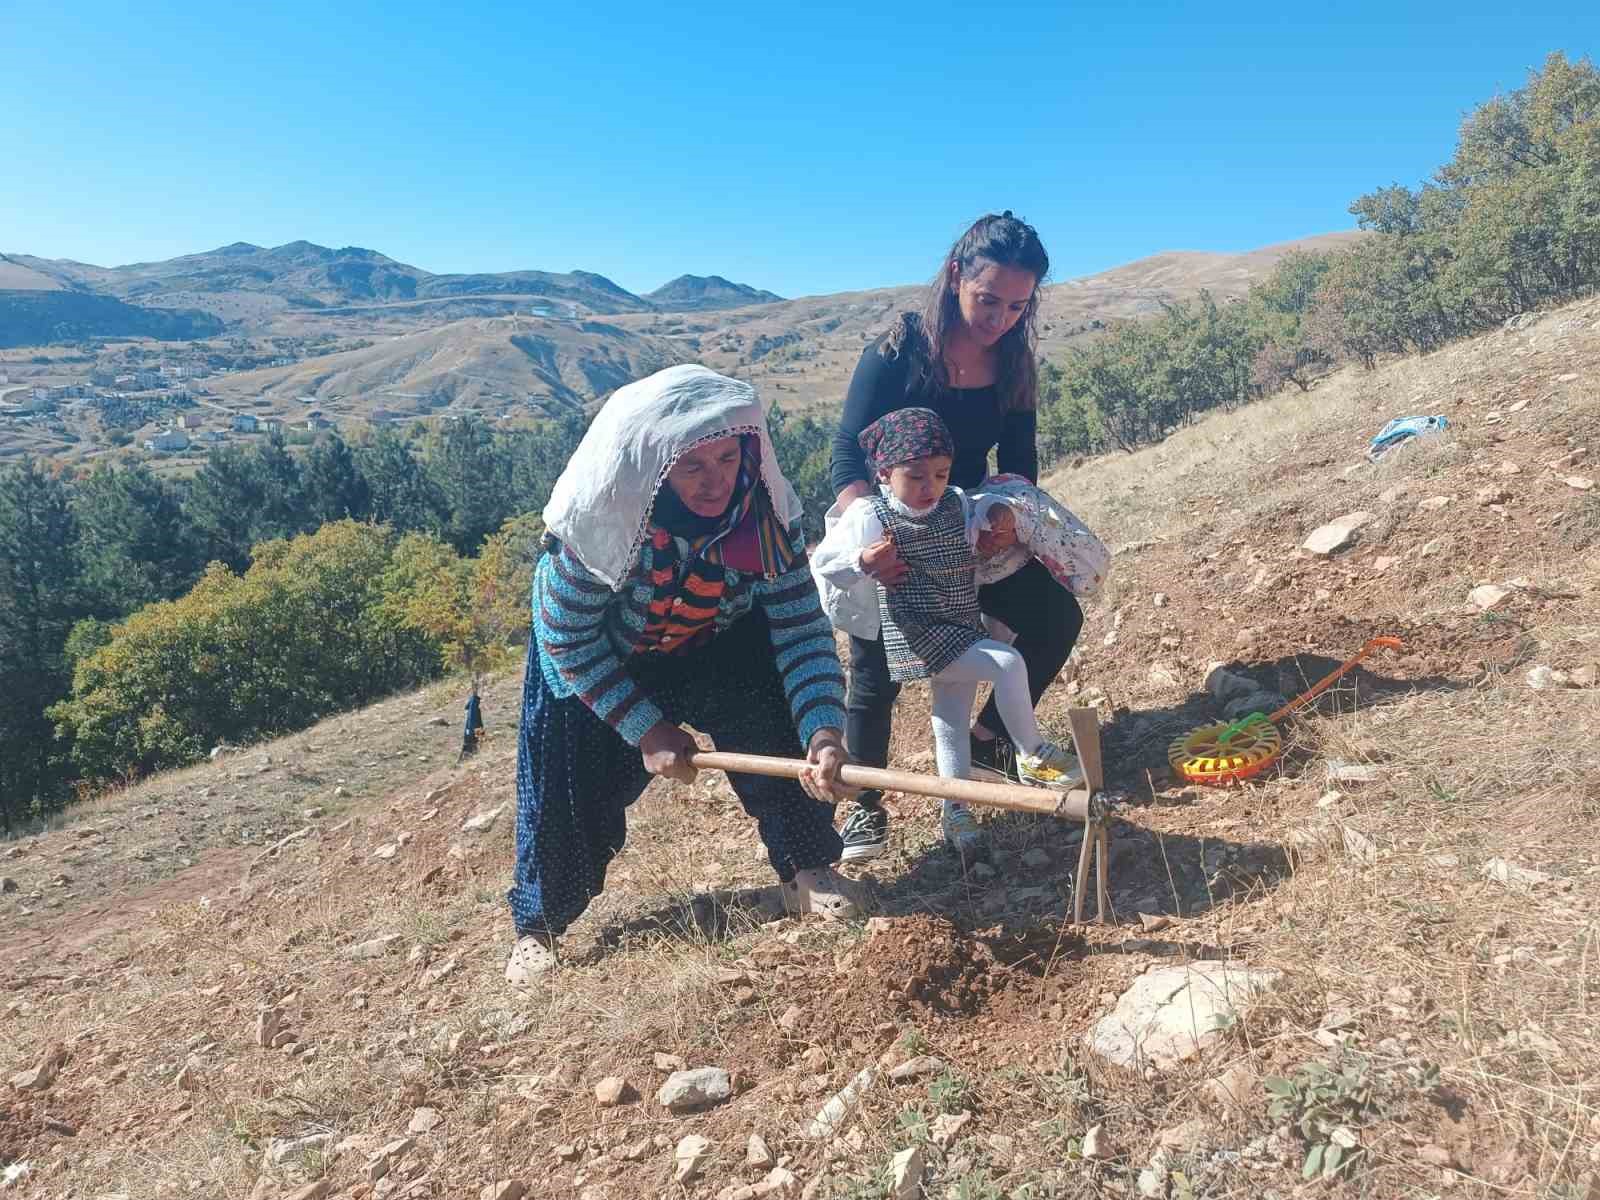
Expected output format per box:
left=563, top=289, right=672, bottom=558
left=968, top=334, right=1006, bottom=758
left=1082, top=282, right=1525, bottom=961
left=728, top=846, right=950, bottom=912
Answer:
left=2, top=298, right=1598, bottom=1199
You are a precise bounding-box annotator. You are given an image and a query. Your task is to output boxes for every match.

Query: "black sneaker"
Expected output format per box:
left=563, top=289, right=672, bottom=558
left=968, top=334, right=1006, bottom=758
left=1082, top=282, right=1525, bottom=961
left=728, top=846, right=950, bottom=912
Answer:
left=840, top=799, right=889, bottom=862
left=969, top=734, right=1019, bottom=783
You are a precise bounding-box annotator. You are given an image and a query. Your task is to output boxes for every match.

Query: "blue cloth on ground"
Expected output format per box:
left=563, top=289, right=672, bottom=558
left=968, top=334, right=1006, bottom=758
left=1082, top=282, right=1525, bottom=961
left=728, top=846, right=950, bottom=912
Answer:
left=1370, top=415, right=1449, bottom=459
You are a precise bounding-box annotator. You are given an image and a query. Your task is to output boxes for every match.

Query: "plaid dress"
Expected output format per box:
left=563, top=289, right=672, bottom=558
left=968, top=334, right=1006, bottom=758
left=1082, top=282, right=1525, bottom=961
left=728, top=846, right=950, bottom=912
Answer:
left=871, top=491, right=985, bottom=682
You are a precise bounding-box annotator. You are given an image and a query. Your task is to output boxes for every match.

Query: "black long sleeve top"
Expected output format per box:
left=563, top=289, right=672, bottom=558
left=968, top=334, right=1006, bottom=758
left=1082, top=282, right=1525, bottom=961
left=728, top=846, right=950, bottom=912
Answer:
left=829, top=327, right=1039, bottom=495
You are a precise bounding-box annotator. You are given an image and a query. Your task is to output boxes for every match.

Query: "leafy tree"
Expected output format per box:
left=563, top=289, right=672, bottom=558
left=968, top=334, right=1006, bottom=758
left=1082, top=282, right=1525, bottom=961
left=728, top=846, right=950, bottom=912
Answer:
left=302, top=433, right=372, bottom=526
left=72, top=463, right=203, bottom=615
left=356, top=427, right=441, bottom=534
left=0, top=461, right=83, bottom=825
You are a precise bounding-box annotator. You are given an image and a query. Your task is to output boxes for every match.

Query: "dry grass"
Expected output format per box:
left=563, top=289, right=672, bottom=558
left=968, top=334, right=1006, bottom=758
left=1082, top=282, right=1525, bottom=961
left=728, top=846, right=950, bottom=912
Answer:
left=3, top=298, right=1600, bottom=1199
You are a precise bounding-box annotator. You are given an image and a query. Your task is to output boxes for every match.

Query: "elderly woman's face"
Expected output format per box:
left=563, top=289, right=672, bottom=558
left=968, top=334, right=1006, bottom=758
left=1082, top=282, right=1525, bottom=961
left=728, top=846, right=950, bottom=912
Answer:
left=665, top=435, right=743, bottom=518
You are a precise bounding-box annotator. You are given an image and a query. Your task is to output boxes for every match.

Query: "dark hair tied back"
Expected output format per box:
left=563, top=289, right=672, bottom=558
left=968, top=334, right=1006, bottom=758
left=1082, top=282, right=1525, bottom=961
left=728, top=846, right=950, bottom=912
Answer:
left=885, top=211, right=1049, bottom=413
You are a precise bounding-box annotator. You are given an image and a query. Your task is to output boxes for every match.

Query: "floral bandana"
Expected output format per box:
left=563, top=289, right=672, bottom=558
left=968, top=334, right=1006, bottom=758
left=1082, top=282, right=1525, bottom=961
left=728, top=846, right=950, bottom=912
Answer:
left=857, top=407, right=955, bottom=471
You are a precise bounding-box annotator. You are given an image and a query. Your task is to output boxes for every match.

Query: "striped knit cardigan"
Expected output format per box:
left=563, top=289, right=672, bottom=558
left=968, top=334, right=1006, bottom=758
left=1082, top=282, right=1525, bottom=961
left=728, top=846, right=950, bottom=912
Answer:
left=533, top=529, right=847, bottom=748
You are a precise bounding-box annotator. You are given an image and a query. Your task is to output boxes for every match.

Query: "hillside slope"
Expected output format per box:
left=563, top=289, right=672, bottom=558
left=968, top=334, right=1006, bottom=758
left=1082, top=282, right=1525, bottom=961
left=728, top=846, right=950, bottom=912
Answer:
left=3, top=295, right=1595, bottom=1198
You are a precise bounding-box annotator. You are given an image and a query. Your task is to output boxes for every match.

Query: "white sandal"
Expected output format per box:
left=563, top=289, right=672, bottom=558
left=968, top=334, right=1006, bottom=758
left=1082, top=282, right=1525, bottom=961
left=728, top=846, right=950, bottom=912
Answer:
left=504, top=934, right=559, bottom=984
left=781, top=867, right=860, bottom=920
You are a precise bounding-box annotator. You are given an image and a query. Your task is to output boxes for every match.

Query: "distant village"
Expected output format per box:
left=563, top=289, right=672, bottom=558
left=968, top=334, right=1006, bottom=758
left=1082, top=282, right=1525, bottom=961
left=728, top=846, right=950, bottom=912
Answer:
left=0, top=340, right=419, bottom=463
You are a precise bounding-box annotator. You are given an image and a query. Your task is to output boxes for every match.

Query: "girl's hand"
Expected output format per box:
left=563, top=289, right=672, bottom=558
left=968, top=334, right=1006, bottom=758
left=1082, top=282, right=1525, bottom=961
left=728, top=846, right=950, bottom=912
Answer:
left=976, top=504, right=1018, bottom=558
left=640, top=721, right=699, bottom=783
left=859, top=537, right=909, bottom=587
left=799, top=729, right=857, bottom=803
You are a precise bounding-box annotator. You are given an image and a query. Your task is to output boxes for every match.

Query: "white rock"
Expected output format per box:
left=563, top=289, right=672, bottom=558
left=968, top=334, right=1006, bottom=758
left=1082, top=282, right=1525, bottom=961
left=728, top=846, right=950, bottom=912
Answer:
left=1482, top=857, right=1552, bottom=891
left=674, top=1134, right=713, bottom=1183
left=408, top=1107, right=443, bottom=1134
left=1203, top=665, right=1256, bottom=704
left=1152, top=593, right=1168, bottom=608
left=266, top=1131, right=335, bottom=1165
left=372, top=843, right=398, bottom=861
left=930, top=1109, right=971, bottom=1148
left=888, top=1055, right=945, bottom=1082
left=1147, top=662, right=1183, bottom=689
left=890, top=1145, right=926, bottom=1199
left=594, top=1076, right=633, bottom=1107
left=1469, top=583, right=1512, bottom=610
left=1081, top=1123, right=1110, bottom=1160
left=803, top=1067, right=874, bottom=1139
left=746, top=1133, right=774, bottom=1168
left=1325, top=760, right=1381, bottom=785
left=461, top=805, right=505, bottom=834
left=1300, top=511, right=1374, bottom=557
left=657, top=1066, right=732, bottom=1112
left=345, top=934, right=402, bottom=960
left=1137, top=1149, right=1171, bottom=1198
left=1417, top=496, right=1452, bottom=511
left=1526, top=665, right=1563, bottom=690
left=1086, top=964, right=1282, bottom=1070
left=1564, top=475, right=1596, bottom=491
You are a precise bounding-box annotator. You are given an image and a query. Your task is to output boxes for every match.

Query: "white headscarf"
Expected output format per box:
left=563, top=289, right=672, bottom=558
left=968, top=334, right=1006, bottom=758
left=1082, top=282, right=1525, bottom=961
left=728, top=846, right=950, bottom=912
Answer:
left=542, top=364, right=803, bottom=590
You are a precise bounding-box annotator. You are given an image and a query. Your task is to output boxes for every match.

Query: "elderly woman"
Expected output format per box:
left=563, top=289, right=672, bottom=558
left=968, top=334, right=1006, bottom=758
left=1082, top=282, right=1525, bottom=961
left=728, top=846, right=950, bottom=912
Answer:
left=505, top=365, right=859, bottom=983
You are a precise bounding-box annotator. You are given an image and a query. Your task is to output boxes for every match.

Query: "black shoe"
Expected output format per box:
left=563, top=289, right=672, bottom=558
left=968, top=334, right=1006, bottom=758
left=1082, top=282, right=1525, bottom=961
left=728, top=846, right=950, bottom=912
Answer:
left=840, top=799, right=889, bottom=862
left=969, top=734, right=1018, bottom=783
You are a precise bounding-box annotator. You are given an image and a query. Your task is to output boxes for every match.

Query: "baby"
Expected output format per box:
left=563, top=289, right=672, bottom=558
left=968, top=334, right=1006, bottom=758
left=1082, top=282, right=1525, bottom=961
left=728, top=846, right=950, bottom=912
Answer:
left=813, top=407, right=1083, bottom=856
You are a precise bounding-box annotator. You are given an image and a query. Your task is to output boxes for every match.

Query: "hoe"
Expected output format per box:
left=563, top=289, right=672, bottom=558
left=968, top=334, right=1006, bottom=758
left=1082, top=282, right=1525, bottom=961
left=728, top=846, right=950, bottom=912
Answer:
left=689, top=706, right=1117, bottom=923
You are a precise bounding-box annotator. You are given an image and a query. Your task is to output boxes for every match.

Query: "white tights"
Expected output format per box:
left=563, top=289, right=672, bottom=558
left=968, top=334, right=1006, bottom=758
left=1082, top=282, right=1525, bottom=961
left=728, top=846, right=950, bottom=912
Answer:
left=929, top=639, right=1044, bottom=782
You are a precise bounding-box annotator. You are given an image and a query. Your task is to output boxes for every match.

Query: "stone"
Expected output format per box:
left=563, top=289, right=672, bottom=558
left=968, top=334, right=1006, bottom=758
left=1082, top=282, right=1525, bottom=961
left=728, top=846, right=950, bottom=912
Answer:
left=284, top=1184, right=332, bottom=1200
left=1341, top=825, right=1379, bottom=865
left=653, top=1052, right=686, bottom=1072
left=888, top=1055, right=945, bottom=1082
left=266, top=1132, right=335, bottom=1165
left=1326, top=760, right=1380, bottom=785
left=658, top=1067, right=732, bottom=1112
left=674, top=1134, right=713, bottom=1183
left=372, top=843, right=398, bottom=861
left=1493, top=460, right=1522, bottom=476
left=930, top=1110, right=971, bottom=1148
left=408, top=1107, right=442, bottom=1134
left=255, top=1008, right=283, bottom=1048
left=1222, top=691, right=1286, bottom=722
left=461, top=806, right=505, bottom=834
left=1415, top=1144, right=1453, bottom=1168
left=1203, top=665, right=1256, bottom=704
left=421, top=958, right=457, bottom=986
left=1470, top=584, right=1512, bottom=610
left=479, top=1184, right=525, bottom=1200
left=1203, top=1061, right=1259, bottom=1110
left=1482, top=857, right=1552, bottom=891
left=1526, top=665, right=1563, bottom=690
left=1152, top=593, right=1168, bottom=608
left=1564, top=475, right=1596, bottom=491
left=1082, top=1123, right=1110, bottom=1160
left=1086, top=963, right=1282, bottom=1070
left=9, top=1044, right=67, bottom=1092
left=804, top=1067, right=874, bottom=1139
left=1417, top=496, right=1452, bottom=511
left=890, top=1145, right=925, bottom=1199
left=1147, top=662, right=1183, bottom=689
left=1475, top=486, right=1510, bottom=507
left=1158, top=1117, right=1216, bottom=1153
left=1373, top=555, right=1400, bottom=574
left=365, top=1137, right=414, bottom=1183
left=1551, top=447, right=1588, bottom=470
left=346, top=935, right=402, bottom=960
left=746, top=1133, right=774, bottom=1168
left=1571, top=665, right=1598, bottom=688
left=594, top=1076, right=634, bottom=1107
left=777, top=1005, right=804, bottom=1032
left=0, top=877, right=14, bottom=893
left=1137, top=1149, right=1170, bottom=1198
left=763, top=1166, right=800, bottom=1195
left=302, top=807, right=325, bottom=820
left=1300, top=511, right=1374, bottom=557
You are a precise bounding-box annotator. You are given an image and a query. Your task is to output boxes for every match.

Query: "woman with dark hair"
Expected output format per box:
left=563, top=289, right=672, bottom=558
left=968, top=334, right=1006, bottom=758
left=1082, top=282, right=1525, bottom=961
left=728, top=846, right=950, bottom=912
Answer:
left=829, top=212, right=1084, bottom=862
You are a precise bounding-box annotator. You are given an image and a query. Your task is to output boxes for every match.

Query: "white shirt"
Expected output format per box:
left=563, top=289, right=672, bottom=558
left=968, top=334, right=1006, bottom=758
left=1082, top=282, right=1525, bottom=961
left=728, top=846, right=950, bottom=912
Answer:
left=811, top=485, right=997, bottom=589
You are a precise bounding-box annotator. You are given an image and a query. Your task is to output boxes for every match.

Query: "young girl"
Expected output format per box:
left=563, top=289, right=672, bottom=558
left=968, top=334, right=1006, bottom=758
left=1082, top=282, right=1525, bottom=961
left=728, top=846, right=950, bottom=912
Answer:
left=813, top=407, right=1083, bottom=859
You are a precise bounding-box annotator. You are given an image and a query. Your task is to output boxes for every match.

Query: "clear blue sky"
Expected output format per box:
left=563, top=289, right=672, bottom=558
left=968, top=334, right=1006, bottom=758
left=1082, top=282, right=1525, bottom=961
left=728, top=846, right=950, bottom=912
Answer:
left=2, top=0, right=1595, bottom=298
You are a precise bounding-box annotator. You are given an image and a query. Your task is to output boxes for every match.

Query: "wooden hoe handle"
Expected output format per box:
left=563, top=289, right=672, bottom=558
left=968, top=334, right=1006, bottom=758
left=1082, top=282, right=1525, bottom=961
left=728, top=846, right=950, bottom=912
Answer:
left=686, top=751, right=1093, bottom=821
